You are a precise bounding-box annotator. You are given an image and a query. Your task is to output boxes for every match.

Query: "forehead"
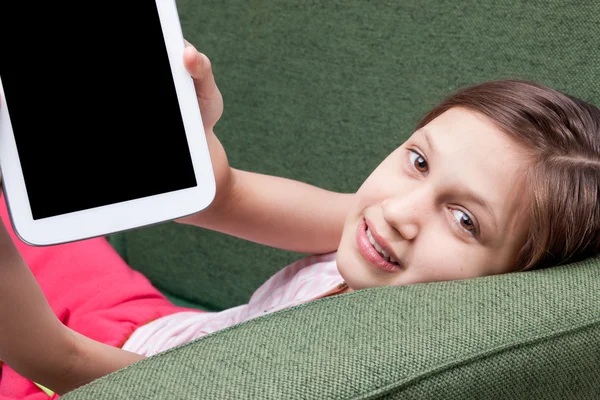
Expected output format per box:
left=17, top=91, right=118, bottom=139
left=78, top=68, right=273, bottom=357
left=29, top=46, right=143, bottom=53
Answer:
left=422, top=107, right=524, bottom=161
left=420, top=107, right=528, bottom=174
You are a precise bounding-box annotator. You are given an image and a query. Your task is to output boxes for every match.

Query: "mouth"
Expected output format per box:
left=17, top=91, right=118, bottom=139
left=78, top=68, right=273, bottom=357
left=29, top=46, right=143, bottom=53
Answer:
left=366, top=227, right=400, bottom=264
left=355, top=219, right=402, bottom=273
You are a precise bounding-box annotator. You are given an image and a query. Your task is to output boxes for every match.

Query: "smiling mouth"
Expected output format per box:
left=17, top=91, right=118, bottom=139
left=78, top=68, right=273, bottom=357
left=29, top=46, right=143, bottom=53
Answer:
left=365, top=226, right=400, bottom=265
left=356, top=219, right=402, bottom=273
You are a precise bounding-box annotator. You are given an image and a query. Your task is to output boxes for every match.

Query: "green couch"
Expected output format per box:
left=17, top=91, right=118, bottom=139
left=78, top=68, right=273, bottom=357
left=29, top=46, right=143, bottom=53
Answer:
left=64, top=0, right=600, bottom=398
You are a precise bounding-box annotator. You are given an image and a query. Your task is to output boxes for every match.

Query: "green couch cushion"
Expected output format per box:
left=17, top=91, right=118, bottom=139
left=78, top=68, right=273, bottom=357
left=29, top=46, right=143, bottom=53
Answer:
left=109, top=0, right=600, bottom=311
left=63, top=256, right=600, bottom=399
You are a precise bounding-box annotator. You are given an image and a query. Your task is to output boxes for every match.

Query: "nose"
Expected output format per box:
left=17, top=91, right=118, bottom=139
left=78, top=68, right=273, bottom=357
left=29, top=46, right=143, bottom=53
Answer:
left=381, top=192, right=424, bottom=241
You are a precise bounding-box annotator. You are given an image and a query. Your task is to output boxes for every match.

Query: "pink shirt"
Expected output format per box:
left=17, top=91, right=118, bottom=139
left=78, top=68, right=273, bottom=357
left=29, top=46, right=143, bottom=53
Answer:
left=122, top=252, right=346, bottom=356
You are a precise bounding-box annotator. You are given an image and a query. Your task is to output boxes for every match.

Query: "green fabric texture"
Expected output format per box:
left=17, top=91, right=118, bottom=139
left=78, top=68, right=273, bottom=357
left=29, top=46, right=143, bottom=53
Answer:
left=64, top=256, right=600, bottom=399
left=66, top=0, right=600, bottom=398
left=110, top=0, right=600, bottom=311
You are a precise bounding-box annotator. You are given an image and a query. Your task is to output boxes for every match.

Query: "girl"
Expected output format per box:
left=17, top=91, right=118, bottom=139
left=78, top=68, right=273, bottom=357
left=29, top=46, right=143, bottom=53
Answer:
left=0, top=43, right=599, bottom=398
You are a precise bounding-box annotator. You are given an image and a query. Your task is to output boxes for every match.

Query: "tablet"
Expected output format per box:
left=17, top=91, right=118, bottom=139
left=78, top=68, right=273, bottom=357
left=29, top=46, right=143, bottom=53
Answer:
left=0, top=1, right=216, bottom=246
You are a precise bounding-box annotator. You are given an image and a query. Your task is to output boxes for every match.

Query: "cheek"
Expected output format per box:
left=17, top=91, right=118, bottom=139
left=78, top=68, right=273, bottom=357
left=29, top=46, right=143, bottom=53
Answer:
left=355, top=160, right=404, bottom=207
left=354, top=182, right=384, bottom=210
left=406, top=236, right=491, bottom=283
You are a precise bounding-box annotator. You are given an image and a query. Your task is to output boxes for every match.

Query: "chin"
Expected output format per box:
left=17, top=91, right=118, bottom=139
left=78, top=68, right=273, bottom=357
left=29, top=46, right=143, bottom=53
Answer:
left=335, top=246, right=373, bottom=291
left=336, top=215, right=383, bottom=291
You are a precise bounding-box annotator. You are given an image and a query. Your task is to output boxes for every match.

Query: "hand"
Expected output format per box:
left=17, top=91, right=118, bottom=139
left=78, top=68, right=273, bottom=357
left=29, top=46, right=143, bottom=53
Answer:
left=182, top=42, right=231, bottom=210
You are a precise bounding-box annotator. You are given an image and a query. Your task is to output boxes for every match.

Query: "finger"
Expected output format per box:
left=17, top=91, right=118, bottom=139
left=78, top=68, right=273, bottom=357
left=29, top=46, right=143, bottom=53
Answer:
left=183, top=45, right=219, bottom=101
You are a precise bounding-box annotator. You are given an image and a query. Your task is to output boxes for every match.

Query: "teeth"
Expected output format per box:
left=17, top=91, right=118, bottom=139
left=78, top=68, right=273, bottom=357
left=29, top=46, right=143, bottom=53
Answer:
left=366, top=227, right=398, bottom=264
left=366, top=228, right=376, bottom=246
left=374, top=242, right=383, bottom=253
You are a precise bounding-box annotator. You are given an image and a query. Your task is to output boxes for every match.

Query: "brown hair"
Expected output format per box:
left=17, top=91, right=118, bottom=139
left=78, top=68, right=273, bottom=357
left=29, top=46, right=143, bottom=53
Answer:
left=417, top=80, right=600, bottom=270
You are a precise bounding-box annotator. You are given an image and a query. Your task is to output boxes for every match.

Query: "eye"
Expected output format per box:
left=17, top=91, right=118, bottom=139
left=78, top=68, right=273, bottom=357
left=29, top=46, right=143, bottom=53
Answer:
left=408, top=150, right=428, bottom=175
left=451, top=209, right=478, bottom=236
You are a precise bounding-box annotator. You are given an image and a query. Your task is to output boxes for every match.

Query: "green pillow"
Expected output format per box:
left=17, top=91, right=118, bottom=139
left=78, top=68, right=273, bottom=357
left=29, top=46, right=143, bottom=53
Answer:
left=64, top=255, right=600, bottom=399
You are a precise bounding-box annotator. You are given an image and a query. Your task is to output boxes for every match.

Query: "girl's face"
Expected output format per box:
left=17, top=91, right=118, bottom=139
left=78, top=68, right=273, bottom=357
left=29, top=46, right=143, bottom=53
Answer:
left=336, top=107, right=531, bottom=291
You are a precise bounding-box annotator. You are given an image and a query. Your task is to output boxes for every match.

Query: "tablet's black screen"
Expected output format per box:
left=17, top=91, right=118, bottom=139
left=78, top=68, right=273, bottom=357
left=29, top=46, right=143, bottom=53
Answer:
left=0, top=2, right=197, bottom=220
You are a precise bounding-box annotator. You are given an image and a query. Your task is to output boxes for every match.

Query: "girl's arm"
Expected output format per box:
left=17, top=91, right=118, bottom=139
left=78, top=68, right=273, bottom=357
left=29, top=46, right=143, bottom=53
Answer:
left=179, top=168, right=355, bottom=254
left=0, top=221, right=144, bottom=395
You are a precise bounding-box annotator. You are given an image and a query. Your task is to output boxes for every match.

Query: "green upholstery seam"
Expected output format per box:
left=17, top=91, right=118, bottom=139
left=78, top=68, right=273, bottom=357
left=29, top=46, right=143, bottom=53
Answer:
left=357, top=318, right=600, bottom=399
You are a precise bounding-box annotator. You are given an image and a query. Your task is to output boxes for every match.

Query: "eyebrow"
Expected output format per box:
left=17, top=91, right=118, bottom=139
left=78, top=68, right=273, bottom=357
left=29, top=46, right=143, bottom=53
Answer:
left=417, top=128, right=437, bottom=155
left=460, top=188, right=498, bottom=233
left=416, top=128, right=498, bottom=233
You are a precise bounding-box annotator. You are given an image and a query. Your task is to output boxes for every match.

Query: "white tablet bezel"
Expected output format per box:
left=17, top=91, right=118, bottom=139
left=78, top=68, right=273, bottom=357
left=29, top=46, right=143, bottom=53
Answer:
left=0, top=0, right=215, bottom=246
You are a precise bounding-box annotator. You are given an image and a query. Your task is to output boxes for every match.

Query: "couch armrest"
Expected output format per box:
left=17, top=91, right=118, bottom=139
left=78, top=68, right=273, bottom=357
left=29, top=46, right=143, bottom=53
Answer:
left=63, top=256, right=600, bottom=399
